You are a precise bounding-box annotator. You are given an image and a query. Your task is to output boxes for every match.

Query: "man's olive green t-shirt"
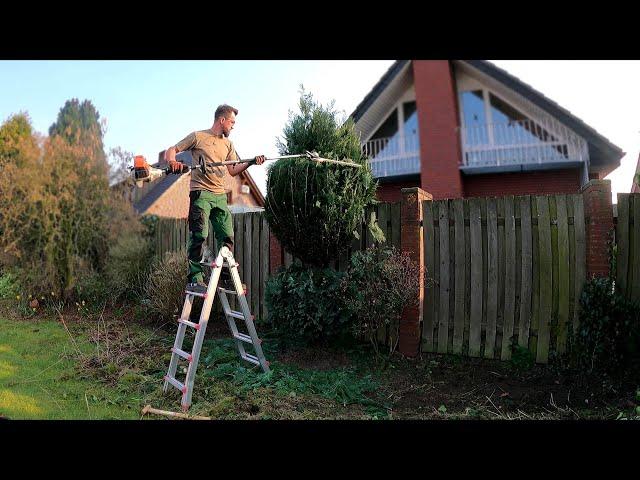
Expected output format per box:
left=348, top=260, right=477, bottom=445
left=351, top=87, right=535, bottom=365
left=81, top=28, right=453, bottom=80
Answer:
left=174, top=129, right=239, bottom=194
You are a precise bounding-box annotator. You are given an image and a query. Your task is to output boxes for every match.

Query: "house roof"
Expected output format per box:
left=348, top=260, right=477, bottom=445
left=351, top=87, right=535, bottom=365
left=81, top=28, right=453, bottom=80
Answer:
left=350, top=60, right=625, bottom=172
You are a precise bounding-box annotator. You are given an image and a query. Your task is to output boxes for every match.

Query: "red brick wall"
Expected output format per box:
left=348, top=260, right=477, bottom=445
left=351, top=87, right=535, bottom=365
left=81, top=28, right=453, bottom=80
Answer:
left=376, top=179, right=421, bottom=202
left=399, top=187, right=432, bottom=357
left=413, top=60, right=464, bottom=200
left=581, top=180, right=613, bottom=278
left=463, top=169, right=582, bottom=198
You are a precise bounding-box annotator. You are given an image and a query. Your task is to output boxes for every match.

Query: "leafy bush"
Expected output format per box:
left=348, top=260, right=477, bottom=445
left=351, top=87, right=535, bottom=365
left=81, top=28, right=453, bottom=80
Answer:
left=264, top=261, right=353, bottom=342
left=567, top=277, right=640, bottom=374
left=106, top=234, right=153, bottom=303
left=0, top=269, right=19, bottom=300
left=143, top=250, right=188, bottom=323
left=73, top=265, right=109, bottom=308
left=344, top=247, right=422, bottom=354
left=264, top=90, right=379, bottom=267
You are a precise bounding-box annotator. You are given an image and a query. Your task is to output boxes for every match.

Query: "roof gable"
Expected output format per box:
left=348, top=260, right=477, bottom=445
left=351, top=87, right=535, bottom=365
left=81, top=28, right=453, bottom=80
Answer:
left=350, top=60, right=624, bottom=172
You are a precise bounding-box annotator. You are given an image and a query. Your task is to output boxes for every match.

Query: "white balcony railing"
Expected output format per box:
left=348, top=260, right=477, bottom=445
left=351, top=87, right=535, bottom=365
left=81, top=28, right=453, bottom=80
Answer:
left=362, top=133, right=421, bottom=177
left=460, top=119, right=589, bottom=169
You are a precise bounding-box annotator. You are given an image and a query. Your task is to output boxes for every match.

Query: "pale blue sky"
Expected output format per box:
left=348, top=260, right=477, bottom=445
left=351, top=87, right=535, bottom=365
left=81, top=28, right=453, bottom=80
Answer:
left=0, top=60, right=637, bottom=198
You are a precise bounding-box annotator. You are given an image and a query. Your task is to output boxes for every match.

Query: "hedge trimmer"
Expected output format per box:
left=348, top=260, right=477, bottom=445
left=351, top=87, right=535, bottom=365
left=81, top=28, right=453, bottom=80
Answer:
left=131, top=151, right=361, bottom=187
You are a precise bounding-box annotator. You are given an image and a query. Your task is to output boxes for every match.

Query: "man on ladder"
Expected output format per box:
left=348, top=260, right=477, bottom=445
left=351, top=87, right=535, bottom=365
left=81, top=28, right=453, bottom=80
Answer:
left=164, top=104, right=266, bottom=293
left=161, top=104, right=269, bottom=413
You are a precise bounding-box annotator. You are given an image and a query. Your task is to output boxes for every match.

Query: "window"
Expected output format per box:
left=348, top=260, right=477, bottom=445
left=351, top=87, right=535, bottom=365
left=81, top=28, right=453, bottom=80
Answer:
left=402, top=101, right=418, bottom=152
left=460, top=90, right=488, bottom=145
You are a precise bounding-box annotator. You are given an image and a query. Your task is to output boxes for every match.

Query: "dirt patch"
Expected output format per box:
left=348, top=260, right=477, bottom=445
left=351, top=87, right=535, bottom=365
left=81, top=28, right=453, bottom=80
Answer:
left=275, top=347, right=352, bottom=371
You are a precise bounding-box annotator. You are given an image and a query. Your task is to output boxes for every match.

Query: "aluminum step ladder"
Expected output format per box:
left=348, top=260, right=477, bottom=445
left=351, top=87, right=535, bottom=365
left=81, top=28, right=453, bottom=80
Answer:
left=163, top=245, right=270, bottom=411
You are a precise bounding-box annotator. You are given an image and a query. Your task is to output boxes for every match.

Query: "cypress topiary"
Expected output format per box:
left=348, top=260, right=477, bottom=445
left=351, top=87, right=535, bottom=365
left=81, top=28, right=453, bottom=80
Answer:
left=265, top=90, right=379, bottom=267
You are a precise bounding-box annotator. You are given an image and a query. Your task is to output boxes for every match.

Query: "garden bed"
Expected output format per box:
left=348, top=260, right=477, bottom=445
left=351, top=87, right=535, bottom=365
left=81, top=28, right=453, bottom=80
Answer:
left=2, top=308, right=637, bottom=420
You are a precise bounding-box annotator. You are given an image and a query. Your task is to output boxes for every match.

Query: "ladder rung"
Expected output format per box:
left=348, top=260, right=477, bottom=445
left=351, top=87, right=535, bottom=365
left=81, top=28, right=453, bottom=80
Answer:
left=164, top=375, right=187, bottom=393
left=218, top=287, right=244, bottom=295
left=171, top=347, right=193, bottom=362
left=233, top=332, right=253, bottom=344
left=185, top=289, right=207, bottom=298
left=178, top=318, right=201, bottom=330
left=227, top=310, right=246, bottom=320
left=241, top=353, right=260, bottom=366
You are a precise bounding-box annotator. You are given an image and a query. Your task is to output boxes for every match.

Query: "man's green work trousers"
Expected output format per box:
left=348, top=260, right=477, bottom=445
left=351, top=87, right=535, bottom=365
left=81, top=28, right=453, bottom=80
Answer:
left=187, top=190, right=234, bottom=284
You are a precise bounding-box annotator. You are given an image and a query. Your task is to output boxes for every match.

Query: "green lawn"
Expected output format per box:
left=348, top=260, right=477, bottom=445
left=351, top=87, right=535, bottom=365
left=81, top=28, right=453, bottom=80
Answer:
left=0, top=317, right=140, bottom=419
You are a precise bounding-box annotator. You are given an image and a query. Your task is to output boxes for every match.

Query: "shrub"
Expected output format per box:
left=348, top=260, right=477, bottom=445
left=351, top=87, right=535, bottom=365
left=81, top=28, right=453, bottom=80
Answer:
left=0, top=269, right=20, bottom=300
left=264, top=90, right=379, bottom=267
left=344, top=246, right=422, bottom=354
left=264, top=261, right=353, bottom=343
left=73, top=265, right=109, bottom=308
left=143, top=250, right=189, bottom=323
left=105, top=234, right=153, bottom=303
left=567, top=277, right=640, bottom=374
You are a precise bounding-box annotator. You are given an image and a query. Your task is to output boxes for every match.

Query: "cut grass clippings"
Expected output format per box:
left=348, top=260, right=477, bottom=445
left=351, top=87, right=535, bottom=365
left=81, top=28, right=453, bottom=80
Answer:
left=0, top=316, right=140, bottom=419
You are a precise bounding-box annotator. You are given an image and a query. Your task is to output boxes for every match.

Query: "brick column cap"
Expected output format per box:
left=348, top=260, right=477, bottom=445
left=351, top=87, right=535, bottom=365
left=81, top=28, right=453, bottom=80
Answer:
left=580, top=179, right=612, bottom=193
left=401, top=187, right=433, bottom=200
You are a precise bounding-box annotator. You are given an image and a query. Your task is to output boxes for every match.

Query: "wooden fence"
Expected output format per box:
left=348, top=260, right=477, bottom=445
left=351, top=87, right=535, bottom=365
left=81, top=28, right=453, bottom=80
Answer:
left=154, top=205, right=402, bottom=329
left=616, top=193, right=640, bottom=303
left=421, top=194, right=586, bottom=364
left=155, top=213, right=271, bottom=323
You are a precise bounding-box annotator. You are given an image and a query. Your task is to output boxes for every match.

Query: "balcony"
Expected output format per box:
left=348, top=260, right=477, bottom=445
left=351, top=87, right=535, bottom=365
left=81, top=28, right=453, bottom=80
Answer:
left=362, top=133, right=421, bottom=178
left=460, top=119, right=589, bottom=174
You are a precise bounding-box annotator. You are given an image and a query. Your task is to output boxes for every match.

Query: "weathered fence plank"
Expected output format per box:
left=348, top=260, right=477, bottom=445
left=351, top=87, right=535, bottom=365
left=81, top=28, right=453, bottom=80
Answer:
left=422, top=200, right=436, bottom=352
left=260, top=215, right=269, bottom=322
left=573, top=195, right=586, bottom=331
left=536, top=196, right=552, bottom=363
left=251, top=213, right=260, bottom=320
left=501, top=196, right=516, bottom=360
left=518, top=196, right=532, bottom=348
left=616, top=194, right=630, bottom=297
left=485, top=198, right=498, bottom=359
left=453, top=199, right=465, bottom=354
left=469, top=198, right=482, bottom=357
left=437, top=201, right=450, bottom=354
left=632, top=196, right=640, bottom=300
left=556, top=196, right=570, bottom=353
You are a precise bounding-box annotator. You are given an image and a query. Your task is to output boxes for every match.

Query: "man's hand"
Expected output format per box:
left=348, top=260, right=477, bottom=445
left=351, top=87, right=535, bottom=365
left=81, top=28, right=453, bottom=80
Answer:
left=253, top=155, right=266, bottom=165
left=168, top=160, right=182, bottom=173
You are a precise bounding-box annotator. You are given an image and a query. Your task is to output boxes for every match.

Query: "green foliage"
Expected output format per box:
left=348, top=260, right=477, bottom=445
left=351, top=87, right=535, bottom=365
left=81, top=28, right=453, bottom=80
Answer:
left=345, top=246, right=422, bottom=355
left=0, top=270, right=20, bottom=299
left=264, top=261, right=353, bottom=342
left=106, top=234, right=154, bottom=303
left=143, top=251, right=188, bottom=323
left=0, top=112, right=38, bottom=168
left=0, top=103, right=142, bottom=301
left=510, top=345, right=535, bottom=372
left=265, top=89, right=378, bottom=267
left=567, top=277, right=640, bottom=374
left=49, top=98, right=107, bottom=172
left=200, top=338, right=381, bottom=409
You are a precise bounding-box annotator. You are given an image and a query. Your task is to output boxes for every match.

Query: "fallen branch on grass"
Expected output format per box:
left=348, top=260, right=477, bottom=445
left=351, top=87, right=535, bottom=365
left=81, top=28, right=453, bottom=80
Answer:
left=141, top=404, right=210, bottom=420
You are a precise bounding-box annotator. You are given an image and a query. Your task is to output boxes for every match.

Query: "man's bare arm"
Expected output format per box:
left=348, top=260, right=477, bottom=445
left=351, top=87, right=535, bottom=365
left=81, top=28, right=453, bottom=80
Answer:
left=227, top=155, right=266, bottom=177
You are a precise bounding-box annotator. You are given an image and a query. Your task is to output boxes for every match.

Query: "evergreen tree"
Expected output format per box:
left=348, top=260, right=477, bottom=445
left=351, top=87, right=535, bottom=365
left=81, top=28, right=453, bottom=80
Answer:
left=265, top=90, right=379, bottom=267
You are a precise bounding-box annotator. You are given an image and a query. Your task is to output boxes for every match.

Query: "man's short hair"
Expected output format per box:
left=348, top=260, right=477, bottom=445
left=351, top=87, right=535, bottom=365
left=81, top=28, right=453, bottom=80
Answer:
left=215, top=104, right=238, bottom=120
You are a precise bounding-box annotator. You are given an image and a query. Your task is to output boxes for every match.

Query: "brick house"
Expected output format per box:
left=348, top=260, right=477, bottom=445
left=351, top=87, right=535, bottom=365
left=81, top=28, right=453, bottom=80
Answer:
left=352, top=60, right=625, bottom=202
left=125, top=150, right=264, bottom=219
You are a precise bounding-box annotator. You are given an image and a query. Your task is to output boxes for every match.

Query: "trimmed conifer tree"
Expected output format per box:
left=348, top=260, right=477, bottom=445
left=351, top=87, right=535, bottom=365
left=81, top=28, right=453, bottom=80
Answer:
left=265, top=90, right=378, bottom=267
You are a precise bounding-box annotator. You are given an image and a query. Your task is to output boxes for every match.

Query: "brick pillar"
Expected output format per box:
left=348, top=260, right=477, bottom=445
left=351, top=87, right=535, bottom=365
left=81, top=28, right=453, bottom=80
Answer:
left=412, top=60, right=464, bottom=200
left=581, top=179, right=614, bottom=279
left=399, top=187, right=432, bottom=357
left=269, top=232, right=283, bottom=274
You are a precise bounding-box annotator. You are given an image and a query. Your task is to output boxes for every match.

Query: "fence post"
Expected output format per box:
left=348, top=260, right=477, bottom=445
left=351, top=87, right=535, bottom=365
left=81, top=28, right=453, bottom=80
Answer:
left=269, top=232, right=283, bottom=275
left=399, top=187, right=433, bottom=357
left=581, top=179, right=614, bottom=279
